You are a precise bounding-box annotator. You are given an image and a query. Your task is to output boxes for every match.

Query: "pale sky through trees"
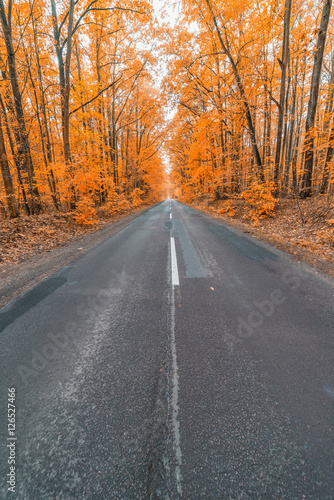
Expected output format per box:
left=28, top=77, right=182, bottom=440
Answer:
left=153, top=0, right=181, bottom=26
left=152, top=0, right=181, bottom=175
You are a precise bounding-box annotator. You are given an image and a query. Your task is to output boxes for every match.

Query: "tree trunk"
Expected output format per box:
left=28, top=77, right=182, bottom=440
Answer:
left=214, top=51, right=226, bottom=168
left=75, top=42, right=88, bottom=157
left=0, top=95, right=30, bottom=214
left=281, top=75, right=291, bottom=192
left=51, top=0, right=75, bottom=208
left=0, top=0, right=41, bottom=213
left=320, top=45, right=334, bottom=192
left=321, top=120, right=334, bottom=192
left=30, top=1, right=59, bottom=208
left=63, top=0, right=75, bottom=165
left=204, top=0, right=264, bottom=181
left=284, top=58, right=298, bottom=192
left=290, top=54, right=307, bottom=189
left=0, top=114, right=18, bottom=217
left=300, top=0, right=332, bottom=198
left=274, top=0, right=292, bottom=191
left=22, top=41, right=60, bottom=210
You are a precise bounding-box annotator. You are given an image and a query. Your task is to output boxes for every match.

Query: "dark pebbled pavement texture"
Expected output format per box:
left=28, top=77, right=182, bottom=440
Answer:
left=0, top=200, right=333, bottom=499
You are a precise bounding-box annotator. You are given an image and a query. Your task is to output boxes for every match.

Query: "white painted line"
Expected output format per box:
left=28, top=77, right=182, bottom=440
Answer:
left=169, top=236, right=182, bottom=493
left=170, top=237, right=179, bottom=287
left=170, top=280, right=183, bottom=495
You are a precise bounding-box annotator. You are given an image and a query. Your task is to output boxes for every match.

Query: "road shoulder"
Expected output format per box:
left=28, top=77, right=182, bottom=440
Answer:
left=0, top=205, right=157, bottom=309
left=190, top=203, right=334, bottom=281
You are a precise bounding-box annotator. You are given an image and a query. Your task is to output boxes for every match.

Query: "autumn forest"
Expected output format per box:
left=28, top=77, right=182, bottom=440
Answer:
left=0, top=0, right=334, bottom=223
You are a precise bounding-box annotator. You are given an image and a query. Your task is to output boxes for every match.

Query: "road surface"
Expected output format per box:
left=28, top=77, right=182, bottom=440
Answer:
left=0, top=200, right=333, bottom=499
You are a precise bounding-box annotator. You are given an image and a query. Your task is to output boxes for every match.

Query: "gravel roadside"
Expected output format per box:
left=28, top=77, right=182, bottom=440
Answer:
left=0, top=205, right=157, bottom=309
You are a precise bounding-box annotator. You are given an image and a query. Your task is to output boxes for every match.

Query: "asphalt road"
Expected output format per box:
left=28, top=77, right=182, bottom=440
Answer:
left=0, top=200, right=333, bottom=499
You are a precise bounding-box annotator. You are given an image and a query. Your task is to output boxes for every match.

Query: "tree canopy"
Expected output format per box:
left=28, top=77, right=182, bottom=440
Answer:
left=0, top=0, right=334, bottom=220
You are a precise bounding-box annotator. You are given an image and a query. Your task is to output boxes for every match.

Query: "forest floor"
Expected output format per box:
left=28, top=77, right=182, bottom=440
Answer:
left=0, top=204, right=154, bottom=308
left=0, top=204, right=153, bottom=266
left=193, top=195, right=334, bottom=279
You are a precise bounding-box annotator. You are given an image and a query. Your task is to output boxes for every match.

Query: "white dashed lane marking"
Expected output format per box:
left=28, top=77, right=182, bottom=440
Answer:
left=169, top=234, right=182, bottom=495
left=170, top=237, right=179, bottom=287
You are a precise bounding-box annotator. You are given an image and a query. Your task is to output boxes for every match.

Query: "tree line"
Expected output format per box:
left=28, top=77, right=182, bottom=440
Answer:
left=166, top=0, right=334, bottom=202
left=0, top=0, right=166, bottom=219
left=2, top=0, right=334, bottom=220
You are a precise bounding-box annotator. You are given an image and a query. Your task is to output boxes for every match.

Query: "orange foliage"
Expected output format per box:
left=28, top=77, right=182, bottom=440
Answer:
left=1, top=0, right=334, bottom=221
left=240, top=182, right=277, bottom=221
left=0, top=0, right=166, bottom=219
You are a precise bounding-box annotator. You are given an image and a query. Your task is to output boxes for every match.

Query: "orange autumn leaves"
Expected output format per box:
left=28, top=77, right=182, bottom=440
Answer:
left=1, top=0, right=334, bottom=225
left=0, top=0, right=166, bottom=222
left=166, top=0, right=334, bottom=204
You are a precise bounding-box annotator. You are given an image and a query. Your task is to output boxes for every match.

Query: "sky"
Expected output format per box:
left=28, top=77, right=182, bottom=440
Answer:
left=151, top=0, right=182, bottom=174
left=152, top=0, right=181, bottom=27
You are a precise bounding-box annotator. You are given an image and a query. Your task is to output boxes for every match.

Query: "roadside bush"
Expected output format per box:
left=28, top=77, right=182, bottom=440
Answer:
left=216, top=200, right=236, bottom=217
left=241, top=181, right=276, bottom=221
left=130, top=188, right=144, bottom=208
left=117, top=195, right=131, bottom=212
left=73, top=198, right=98, bottom=225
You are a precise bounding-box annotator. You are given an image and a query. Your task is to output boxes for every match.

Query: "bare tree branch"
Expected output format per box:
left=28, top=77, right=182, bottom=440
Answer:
left=69, top=76, right=122, bottom=115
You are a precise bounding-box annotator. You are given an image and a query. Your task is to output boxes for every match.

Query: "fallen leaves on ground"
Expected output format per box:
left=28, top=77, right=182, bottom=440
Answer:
left=0, top=209, right=134, bottom=266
